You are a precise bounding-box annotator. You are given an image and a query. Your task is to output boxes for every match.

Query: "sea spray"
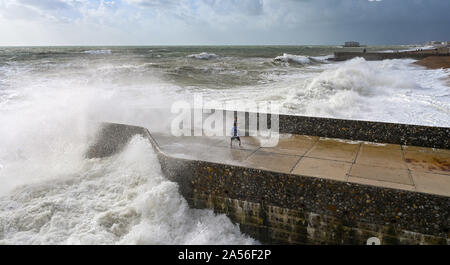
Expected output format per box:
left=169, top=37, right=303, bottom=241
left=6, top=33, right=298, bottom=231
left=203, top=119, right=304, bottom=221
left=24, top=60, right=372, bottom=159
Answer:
left=274, top=57, right=450, bottom=124
left=0, top=136, right=257, bottom=244
left=0, top=47, right=259, bottom=244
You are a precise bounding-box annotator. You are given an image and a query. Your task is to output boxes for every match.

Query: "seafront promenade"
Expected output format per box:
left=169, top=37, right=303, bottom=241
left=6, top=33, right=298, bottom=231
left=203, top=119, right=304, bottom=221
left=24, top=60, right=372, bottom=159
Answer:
left=153, top=132, right=450, bottom=197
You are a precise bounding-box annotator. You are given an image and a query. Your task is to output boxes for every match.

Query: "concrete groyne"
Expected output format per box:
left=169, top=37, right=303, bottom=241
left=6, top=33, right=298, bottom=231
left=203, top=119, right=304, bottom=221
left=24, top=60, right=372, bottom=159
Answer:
left=333, top=51, right=450, bottom=62
left=86, top=112, right=449, bottom=245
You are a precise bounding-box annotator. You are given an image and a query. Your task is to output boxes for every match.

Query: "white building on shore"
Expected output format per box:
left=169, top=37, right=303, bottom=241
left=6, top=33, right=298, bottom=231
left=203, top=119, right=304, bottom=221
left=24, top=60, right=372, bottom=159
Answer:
left=344, top=41, right=360, bottom=47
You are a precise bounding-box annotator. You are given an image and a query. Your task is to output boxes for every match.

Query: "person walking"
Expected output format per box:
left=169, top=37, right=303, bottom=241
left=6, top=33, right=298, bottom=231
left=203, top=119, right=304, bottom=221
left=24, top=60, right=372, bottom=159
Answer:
left=230, top=122, right=241, bottom=147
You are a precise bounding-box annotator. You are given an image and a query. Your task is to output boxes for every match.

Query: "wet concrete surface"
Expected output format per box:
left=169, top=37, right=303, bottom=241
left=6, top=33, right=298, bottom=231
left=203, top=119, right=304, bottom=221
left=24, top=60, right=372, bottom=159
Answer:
left=152, top=132, right=450, bottom=197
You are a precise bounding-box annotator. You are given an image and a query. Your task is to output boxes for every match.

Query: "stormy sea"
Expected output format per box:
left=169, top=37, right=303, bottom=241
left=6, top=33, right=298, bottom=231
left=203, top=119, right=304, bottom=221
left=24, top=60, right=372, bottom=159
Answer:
left=0, top=46, right=449, bottom=244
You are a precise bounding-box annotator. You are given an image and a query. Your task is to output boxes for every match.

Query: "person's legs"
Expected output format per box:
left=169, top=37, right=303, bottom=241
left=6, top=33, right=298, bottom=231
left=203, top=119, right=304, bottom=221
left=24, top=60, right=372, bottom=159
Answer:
left=230, top=138, right=233, bottom=147
left=238, top=137, right=241, bottom=146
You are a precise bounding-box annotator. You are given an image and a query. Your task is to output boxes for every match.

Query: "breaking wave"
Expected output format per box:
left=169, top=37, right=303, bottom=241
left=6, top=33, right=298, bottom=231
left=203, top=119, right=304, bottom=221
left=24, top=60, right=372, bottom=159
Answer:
left=187, top=52, right=218, bottom=60
left=0, top=136, right=257, bottom=244
left=273, top=53, right=331, bottom=66
left=303, top=57, right=417, bottom=97
left=279, top=57, right=450, bottom=124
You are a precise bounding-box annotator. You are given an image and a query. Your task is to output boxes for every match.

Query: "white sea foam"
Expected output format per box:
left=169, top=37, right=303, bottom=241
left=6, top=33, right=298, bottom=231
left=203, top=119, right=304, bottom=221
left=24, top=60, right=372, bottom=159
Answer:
left=274, top=53, right=311, bottom=65
left=212, top=57, right=449, bottom=126
left=187, top=52, right=218, bottom=60
left=304, top=58, right=417, bottom=96
left=0, top=136, right=256, bottom=244
left=273, top=53, right=331, bottom=66
left=284, top=58, right=450, bottom=125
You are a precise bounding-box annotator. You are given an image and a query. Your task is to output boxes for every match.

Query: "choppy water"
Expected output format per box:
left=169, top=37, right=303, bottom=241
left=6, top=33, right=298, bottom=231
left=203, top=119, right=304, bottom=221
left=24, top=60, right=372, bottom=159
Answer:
left=0, top=46, right=449, bottom=244
left=1, top=46, right=449, bottom=125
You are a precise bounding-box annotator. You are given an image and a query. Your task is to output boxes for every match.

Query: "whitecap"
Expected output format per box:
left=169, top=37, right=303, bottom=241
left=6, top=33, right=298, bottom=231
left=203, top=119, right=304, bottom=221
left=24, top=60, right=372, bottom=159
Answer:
left=274, top=53, right=311, bottom=65
left=187, top=52, right=218, bottom=60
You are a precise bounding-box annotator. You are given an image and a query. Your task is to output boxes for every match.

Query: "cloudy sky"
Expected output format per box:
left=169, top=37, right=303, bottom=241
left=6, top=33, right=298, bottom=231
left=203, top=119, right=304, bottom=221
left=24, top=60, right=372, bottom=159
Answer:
left=0, top=0, right=449, bottom=46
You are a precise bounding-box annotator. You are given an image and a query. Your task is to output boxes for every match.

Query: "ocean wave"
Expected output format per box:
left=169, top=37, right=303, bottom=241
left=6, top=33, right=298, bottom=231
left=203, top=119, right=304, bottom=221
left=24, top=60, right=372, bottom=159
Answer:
left=187, top=52, right=218, bottom=60
left=83, top=50, right=112, bottom=55
left=301, top=57, right=417, bottom=98
left=273, top=53, right=331, bottom=65
left=274, top=53, right=311, bottom=65
left=275, top=57, right=450, bottom=124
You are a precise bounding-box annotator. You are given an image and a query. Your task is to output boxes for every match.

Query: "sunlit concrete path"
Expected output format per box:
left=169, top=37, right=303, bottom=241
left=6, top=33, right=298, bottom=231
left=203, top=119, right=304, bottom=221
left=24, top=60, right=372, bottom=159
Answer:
left=153, top=133, right=450, bottom=197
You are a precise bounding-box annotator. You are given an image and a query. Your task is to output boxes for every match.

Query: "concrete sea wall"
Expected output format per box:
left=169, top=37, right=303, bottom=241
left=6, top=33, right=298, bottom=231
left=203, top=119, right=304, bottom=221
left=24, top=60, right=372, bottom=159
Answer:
left=87, top=119, right=449, bottom=245
left=218, top=110, right=449, bottom=149
left=159, top=157, right=448, bottom=245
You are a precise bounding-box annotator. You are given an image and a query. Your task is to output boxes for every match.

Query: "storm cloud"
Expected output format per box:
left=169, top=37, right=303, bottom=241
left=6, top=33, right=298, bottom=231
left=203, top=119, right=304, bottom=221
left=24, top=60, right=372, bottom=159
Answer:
left=0, top=0, right=448, bottom=45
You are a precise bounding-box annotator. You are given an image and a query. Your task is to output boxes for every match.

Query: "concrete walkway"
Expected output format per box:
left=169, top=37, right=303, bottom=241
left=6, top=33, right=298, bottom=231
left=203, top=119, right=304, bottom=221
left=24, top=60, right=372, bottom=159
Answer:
left=152, top=133, right=450, bottom=197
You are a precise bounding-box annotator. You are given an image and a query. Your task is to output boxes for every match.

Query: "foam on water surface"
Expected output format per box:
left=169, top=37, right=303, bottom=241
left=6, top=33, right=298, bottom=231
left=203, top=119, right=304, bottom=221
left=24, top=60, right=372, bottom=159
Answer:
left=0, top=136, right=256, bottom=244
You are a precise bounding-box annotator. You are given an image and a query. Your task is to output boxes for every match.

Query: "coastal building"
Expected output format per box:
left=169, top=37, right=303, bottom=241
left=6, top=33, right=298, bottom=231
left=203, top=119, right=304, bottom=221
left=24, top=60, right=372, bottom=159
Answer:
left=344, top=41, right=360, bottom=47
left=427, top=41, right=448, bottom=46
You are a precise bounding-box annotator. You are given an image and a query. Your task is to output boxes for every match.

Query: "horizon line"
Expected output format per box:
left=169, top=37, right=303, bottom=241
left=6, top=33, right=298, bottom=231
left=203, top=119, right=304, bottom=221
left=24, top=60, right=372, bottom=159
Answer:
left=0, top=43, right=424, bottom=48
